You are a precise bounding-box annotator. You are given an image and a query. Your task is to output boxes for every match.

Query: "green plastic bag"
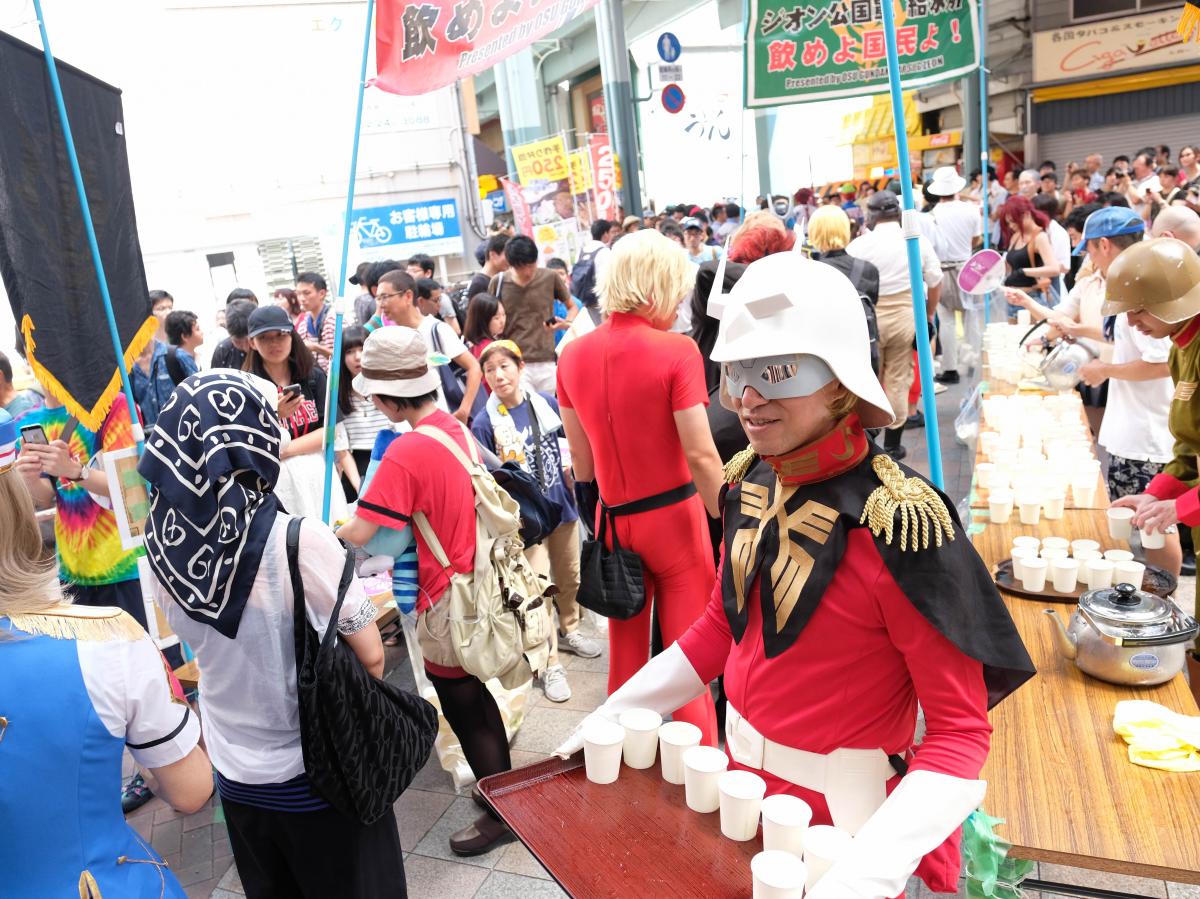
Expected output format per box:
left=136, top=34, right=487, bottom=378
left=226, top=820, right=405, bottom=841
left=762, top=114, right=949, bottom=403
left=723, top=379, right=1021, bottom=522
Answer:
left=962, top=809, right=1036, bottom=899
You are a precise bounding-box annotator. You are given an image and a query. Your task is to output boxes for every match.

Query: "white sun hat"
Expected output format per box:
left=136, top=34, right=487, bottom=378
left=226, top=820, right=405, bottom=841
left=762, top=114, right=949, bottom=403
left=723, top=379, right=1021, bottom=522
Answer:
left=708, top=252, right=896, bottom=429
left=927, top=165, right=967, bottom=197
left=353, top=326, right=443, bottom=398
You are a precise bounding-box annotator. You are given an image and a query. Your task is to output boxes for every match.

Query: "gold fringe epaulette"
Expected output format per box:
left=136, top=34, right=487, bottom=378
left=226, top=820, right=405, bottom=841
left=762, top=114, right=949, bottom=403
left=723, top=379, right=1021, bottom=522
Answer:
left=723, top=447, right=758, bottom=484
left=8, top=606, right=144, bottom=642
left=860, top=455, right=955, bottom=551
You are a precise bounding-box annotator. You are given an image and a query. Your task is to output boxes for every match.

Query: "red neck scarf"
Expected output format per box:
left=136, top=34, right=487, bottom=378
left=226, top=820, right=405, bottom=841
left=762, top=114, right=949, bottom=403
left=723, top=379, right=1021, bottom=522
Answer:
left=760, top=414, right=869, bottom=486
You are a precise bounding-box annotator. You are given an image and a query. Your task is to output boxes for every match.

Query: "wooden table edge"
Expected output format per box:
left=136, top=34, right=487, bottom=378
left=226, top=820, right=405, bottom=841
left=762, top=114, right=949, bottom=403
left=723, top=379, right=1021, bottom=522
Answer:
left=1011, top=844, right=1200, bottom=887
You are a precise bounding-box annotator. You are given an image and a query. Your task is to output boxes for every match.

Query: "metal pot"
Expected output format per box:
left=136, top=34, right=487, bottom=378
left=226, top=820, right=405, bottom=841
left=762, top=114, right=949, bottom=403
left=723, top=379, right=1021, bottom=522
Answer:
left=1044, top=582, right=1198, bottom=686
left=1039, top=339, right=1097, bottom=391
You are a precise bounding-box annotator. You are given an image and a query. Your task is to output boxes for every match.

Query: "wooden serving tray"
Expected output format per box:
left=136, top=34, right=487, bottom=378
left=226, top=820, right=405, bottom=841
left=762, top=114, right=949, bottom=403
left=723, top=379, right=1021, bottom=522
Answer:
left=479, top=754, right=760, bottom=898
left=992, top=558, right=1177, bottom=604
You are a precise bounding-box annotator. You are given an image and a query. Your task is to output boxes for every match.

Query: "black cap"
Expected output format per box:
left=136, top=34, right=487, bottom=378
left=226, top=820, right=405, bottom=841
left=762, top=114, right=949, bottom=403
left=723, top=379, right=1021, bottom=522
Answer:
left=867, top=190, right=900, bottom=214
left=247, top=304, right=294, bottom=338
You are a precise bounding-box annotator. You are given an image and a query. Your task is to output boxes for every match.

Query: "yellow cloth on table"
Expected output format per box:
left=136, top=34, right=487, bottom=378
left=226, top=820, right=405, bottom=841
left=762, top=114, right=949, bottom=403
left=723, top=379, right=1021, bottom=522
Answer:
left=1113, top=700, right=1200, bottom=772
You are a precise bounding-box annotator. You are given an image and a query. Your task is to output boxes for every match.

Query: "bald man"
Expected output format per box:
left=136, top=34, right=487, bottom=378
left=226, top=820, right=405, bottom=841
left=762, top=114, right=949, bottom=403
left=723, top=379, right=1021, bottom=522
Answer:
left=1151, top=206, right=1200, bottom=250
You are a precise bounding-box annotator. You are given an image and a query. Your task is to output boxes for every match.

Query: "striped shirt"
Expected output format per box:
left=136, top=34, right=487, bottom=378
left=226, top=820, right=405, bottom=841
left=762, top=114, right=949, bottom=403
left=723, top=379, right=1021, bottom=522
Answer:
left=342, top=394, right=393, bottom=451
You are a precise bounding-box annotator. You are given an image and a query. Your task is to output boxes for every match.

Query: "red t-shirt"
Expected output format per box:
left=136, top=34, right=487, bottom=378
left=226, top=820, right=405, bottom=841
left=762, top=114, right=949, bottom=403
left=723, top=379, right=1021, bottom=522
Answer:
left=556, top=312, right=708, bottom=505
left=355, top=410, right=476, bottom=611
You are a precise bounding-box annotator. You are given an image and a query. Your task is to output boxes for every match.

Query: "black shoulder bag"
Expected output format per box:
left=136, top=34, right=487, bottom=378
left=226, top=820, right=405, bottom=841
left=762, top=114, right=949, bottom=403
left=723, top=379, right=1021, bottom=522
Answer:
left=577, top=482, right=697, bottom=620
left=287, top=517, right=438, bottom=824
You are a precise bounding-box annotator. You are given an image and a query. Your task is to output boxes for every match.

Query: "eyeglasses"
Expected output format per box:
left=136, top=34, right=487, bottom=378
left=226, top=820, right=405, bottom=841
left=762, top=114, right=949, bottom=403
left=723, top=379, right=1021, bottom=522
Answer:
left=376, top=291, right=407, bottom=303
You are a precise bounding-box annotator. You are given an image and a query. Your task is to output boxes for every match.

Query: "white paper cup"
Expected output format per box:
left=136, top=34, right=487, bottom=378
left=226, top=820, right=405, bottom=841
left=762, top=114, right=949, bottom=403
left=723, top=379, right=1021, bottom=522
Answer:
left=1010, top=547, right=1037, bottom=581
left=980, top=431, right=1000, bottom=458
left=1075, top=550, right=1101, bottom=583
left=752, top=850, right=807, bottom=899
left=1086, top=558, right=1115, bottom=590
left=1114, top=560, right=1146, bottom=587
left=989, top=490, right=1014, bottom=524
left=1043, top=491, right=1066, bottom=520
left=1020, top=557, right=1048, bottom=591
left=976, top=462, right=996, bottom=490
left=804, top=825, right=852, bottom=891
left=1041, top=536, right=1070, bottom=552
left=683, top=745, right=728, bottom=813
left=1017, top=308, right=1031, bottom=326
left=1104, top=549, right=1135, bottom=563
left=1106, top=507, right=1134, bottom=540
left=1051, top=558, right=1079, bottom=593
left=761, top=794, right=812, bottom=855
left=1040, top=547, right=1068, bottom=561
left=1072, top=482, right=1097, bottom=507
left=718, top=770, right=767, bottom=841
left=1071, top=539, right=1100, bottom=558
left=1018, top=500, right=1041, bottom=526
left=658, top=721, right=702, bottom=785
left=1139, top=527, right=1167, bottom=550
left=1012, top=535, right=1041, bottom=552
left=618, top=708, right=662, bottom=769
left=582, top=717, right=625, bottom=785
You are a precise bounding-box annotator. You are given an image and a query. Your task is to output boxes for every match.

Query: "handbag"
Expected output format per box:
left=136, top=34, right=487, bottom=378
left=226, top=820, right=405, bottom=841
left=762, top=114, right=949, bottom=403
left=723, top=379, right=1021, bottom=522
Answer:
left=492, top=461, right=562, bottom=545
left=577, top=482, right=698, bottom=621
left=286, top=517, right=439, bottom=825
left=430, top=320, right=487, bottom=422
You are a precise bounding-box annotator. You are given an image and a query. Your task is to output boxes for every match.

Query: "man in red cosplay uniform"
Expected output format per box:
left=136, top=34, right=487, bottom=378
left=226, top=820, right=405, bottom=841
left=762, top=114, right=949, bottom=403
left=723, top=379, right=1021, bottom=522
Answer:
left=558, top=253, right=1034, bottom=897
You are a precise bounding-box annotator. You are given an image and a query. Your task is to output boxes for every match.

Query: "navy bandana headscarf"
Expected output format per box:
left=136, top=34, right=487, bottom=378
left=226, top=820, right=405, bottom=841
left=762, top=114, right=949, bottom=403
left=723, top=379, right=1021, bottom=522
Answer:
left=138, top=371, right=283, bottom=638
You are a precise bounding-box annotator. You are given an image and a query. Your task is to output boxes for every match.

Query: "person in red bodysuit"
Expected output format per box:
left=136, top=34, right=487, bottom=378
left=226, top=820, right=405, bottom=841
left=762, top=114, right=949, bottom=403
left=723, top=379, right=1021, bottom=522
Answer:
left=557, top=228, right=725, bottom=746
left=558, top=252, right=1034, bottom=897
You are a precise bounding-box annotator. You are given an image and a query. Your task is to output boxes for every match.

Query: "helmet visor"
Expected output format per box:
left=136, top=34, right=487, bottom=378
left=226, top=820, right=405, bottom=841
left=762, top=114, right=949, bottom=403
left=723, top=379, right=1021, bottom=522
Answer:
left=722, top=353, right=835, bottom=403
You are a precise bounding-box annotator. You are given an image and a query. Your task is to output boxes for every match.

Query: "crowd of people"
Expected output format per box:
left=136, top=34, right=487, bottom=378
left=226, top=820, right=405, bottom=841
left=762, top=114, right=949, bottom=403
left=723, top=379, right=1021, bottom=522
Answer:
left=6, top=135, right=1200, bottom=897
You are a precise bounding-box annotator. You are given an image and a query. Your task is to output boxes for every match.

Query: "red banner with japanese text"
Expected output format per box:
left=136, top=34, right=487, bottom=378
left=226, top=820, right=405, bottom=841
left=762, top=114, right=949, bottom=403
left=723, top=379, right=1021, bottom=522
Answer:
left=589, top=134, right=618, bottom=223
left=376, top=0, right=600, bottom=96
left=501, top=177, right=533, bottom=235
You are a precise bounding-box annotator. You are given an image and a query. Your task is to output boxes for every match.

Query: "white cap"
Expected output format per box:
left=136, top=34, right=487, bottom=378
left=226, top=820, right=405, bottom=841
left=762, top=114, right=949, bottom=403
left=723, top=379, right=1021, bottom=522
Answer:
left=927, top=166, right=967, bottom=197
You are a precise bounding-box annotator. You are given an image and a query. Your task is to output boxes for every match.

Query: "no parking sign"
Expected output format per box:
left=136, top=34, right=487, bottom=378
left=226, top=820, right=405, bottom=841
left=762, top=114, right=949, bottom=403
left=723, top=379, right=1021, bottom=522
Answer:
left=661, top=83, right=686, bottom=114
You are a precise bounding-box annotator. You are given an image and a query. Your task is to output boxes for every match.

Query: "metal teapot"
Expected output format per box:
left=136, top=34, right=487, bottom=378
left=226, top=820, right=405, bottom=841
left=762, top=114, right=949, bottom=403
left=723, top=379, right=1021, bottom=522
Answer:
left=1039, top=339, right=1097, bottom=391
left=1044, top=582, right=1198, bottom=686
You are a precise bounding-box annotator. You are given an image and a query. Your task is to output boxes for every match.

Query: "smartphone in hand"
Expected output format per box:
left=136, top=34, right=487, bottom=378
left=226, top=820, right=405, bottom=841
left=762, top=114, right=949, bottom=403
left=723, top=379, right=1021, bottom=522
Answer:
left=19, top=424, right=48, bottom=446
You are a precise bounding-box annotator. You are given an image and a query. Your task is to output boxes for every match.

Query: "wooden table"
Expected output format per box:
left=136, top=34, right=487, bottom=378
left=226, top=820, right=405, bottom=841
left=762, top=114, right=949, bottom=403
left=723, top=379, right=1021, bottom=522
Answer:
left=974, top=511, right=1200, bottom=890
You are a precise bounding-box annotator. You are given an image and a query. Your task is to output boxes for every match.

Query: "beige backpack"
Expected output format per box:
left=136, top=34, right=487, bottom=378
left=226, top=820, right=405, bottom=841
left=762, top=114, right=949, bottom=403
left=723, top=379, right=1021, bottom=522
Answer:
left=411, top=422, right=551, bottom=688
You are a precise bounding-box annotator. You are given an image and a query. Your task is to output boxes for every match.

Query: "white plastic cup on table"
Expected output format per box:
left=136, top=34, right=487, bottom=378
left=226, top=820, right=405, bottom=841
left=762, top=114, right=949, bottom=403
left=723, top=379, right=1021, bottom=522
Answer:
left=980, top=431, right=1000, bottom=458
left=1139, top=527, right=1167, bottom=550
left=618, top=708, right=662, bottom=770
left=991, top=466, right=1013, bottom=492
left=1020, top=557, right=1049, bottom=592
left=1072, top=481, right=1097, bottom=507
left=683, top=745, right=729, bottom=813
left=1114, top=560, right=1146, bottom=587
left=582, top=716, right=625, bottom=785
left=761, top=794, right=812, bottom=855
left=1075, top=550, right=1101, bottom=584
left=718, top=769, right=767, bottom=841
left=1086, top=558, right=1115, bottom=590
left=1016, top=308, right=1032, bottom=326
left=1012, top=535, right=1041, bottom=552
left=1106, top=507, right=1134, bottom=540
left=1010, top=547, right=1038, bottom=581
left=1043, top=489, right=1066, bottom=520
left=1104, top=549, right=1135, bottom=563
left=976, top=463, right=996, bottom=490
left=989, top=489, right=1014, bottom=524
left=1041, top=536, right=1070, bottom=553
left=752, top=850, right=807, bottom=899
left=804, top=824, right=853, bottom=891
left=1040, top=547, right=1068, bottom=561
left=1018, top=498, right=1041, bottom=526
left=1071, top=539, right=1100, bottom=558
left=658, top=720, right=702, bottom=785
left=1051, top=558, right=1080, bottom=594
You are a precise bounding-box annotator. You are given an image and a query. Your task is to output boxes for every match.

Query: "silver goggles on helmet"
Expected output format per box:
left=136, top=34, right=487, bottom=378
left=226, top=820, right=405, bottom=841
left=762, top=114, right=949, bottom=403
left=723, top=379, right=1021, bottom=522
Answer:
left=722, top=353, right=836, bottom=401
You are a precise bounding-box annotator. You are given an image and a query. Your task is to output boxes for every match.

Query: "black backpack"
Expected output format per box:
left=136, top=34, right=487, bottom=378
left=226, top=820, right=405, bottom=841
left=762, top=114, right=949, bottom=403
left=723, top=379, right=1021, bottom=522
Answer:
left=570, top=248, right=603, bottom=307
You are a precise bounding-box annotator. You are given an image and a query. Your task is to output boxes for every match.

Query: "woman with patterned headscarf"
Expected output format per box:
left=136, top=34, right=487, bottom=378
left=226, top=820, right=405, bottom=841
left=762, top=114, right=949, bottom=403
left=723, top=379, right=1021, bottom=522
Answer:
left=137, top=371, right=403, bottom=897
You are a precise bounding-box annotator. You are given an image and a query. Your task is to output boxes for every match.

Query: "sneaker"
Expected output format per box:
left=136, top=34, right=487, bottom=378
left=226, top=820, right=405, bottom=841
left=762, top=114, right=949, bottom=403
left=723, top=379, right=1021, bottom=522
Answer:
left=559, top=630, right=602, bottom=659
left=935, top=370, right=960, bottom=384
left=541, top=664, right=572, bottom=703
left=906, top=411, right=925, bottom=429
left=121, top=773, right=154, bottom=815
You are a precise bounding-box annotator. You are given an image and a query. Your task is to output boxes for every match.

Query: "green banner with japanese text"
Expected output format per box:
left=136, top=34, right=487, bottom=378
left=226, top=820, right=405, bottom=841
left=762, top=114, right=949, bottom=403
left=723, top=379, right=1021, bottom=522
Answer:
left=745, top=0, right=979, bottom=108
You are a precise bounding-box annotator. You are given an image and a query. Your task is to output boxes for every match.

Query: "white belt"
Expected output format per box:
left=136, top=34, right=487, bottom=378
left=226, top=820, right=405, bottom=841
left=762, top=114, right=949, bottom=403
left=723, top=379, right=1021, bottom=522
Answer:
left=725, top=702, right=895, bottom=835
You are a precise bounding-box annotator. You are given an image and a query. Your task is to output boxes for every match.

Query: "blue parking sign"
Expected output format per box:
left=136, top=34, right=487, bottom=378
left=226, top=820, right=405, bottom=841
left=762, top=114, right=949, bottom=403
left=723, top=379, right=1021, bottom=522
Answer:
left=348, top=197, right=464, bottom=258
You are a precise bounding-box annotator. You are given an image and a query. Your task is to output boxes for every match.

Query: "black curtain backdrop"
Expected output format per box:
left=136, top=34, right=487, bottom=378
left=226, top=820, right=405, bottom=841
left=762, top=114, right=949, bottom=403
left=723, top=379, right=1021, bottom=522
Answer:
left=0, top=30, right=153, bottom=430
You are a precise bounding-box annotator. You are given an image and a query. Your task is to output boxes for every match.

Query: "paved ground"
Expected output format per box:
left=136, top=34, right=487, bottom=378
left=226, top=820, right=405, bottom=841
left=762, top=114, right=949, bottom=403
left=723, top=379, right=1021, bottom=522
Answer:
left=129, top=372, right=1200, bottom=898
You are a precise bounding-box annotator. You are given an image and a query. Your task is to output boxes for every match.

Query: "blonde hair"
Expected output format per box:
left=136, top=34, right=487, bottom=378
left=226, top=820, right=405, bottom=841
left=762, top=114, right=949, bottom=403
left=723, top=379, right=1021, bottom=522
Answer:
left=599, top=228, right=695, bottom=320
left=828, top=384, right=859, bottom=419
left=0, top=472, right=61, bottom=623
left=806, top=206, right=852, bottom=252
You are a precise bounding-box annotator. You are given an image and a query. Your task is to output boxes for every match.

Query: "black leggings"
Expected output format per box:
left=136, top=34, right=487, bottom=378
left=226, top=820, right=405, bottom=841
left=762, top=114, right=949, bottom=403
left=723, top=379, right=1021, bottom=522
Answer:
left=427, top=670, right=511, bottom=811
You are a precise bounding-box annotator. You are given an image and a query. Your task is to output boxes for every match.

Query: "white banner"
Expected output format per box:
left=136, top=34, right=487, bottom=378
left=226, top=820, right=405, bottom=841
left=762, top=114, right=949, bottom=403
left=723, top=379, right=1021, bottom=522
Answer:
left=1033, top=9, right=1193, bottom=84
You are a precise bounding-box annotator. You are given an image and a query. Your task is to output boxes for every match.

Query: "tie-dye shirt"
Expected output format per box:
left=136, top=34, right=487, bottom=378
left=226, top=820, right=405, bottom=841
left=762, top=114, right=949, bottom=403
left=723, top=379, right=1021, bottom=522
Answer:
left=30, top=398, right=140, bottom=586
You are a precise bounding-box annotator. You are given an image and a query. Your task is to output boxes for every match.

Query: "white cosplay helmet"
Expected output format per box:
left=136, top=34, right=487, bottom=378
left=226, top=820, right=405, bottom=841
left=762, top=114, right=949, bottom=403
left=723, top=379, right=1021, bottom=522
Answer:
left=708, top=251, right=896, bottom=429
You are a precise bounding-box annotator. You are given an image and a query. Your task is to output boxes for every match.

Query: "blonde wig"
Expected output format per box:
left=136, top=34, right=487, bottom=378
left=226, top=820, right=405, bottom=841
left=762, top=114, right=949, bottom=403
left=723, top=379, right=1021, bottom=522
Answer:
left=598, top=228, right=694, bottom=321
left=806, top=205, right=852, bottom=253
left=0, top=472, right=61, bottom=623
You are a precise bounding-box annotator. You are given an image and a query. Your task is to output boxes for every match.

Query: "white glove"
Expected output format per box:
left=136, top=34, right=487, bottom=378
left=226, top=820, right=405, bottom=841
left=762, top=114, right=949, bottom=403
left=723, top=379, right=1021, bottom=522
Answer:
left=807, top=770, right=985, bottom=899
left=553, top=643, right=706, bottom=758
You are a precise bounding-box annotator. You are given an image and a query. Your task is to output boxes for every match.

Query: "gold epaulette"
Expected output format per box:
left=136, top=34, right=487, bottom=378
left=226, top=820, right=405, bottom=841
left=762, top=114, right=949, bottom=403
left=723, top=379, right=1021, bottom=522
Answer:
left=860, top=455, right=955, bottom=551
left=8, top=605, right=145, bottom=642
left=723, top=447, right=758, bottom=485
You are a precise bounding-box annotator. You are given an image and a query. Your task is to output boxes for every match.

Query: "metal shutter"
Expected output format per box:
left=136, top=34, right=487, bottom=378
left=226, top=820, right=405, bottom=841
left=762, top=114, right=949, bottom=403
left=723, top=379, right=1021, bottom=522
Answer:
left=1036, top=114, right=1200, bottom=170
left=256, top=237, right=328, bottom=294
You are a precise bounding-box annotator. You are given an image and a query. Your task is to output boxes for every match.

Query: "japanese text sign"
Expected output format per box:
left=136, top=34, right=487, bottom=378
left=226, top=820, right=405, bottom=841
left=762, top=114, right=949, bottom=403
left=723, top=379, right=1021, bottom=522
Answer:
left=349, top=197, right=464, bottom=258
left=568, top=149, right=593, bottom=193
left=375, top=0, right=599, bottom=96
left=589, top=134, right=618, bottom=222
left=1033, top=9, right=1192, bottom=84
left=745, top=0, right=979, bottom=107
left=501, top=177, right=534, bottom=235
left=512, top=135, right=569, bottom=183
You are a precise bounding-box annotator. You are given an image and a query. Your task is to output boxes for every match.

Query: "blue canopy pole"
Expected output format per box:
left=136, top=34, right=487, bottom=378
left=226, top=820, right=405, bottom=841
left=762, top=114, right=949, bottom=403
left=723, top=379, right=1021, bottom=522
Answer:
left=321, top=0, right=376, bottom=524
left=33, top=0, right=144, bottom=453
left=978, top=0, right=992, bottom=329
left=879, top=0, right=944, bottom=490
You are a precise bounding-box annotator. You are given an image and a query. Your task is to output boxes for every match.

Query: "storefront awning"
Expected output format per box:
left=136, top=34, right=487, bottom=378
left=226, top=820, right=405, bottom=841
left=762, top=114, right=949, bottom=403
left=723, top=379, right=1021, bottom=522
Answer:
left=1032, top=64, right=1200, bottom=103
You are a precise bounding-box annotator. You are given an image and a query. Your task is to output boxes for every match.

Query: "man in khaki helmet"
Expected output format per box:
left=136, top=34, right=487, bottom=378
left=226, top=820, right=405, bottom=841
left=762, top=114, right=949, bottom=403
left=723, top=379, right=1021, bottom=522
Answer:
left=1108, top=236, right=1200, bottom=699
